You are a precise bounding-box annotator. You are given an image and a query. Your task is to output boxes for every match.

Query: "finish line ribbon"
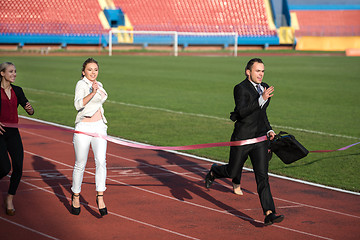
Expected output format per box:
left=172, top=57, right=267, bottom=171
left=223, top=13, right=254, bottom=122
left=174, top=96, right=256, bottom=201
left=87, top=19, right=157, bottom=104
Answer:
left=2, top=123, right=267, bottom=150
left=2, top=123, right=359, bottom=152
left=309, top=142, right=360, bottom=153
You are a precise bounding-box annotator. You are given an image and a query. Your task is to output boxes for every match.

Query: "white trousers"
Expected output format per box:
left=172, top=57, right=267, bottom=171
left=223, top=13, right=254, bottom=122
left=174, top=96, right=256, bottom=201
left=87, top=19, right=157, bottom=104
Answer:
left=71, top=120, right=107, bottom=193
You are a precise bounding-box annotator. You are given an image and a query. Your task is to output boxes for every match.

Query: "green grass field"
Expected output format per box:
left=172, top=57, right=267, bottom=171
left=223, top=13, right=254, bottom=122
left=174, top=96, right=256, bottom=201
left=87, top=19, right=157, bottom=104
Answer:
left=2, top=54, right=359, bottom=192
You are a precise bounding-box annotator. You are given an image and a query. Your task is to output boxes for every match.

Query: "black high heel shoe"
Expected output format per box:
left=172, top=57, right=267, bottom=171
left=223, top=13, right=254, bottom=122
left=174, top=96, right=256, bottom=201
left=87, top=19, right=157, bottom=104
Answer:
left=71, top=194, right=81, bottom=215
left=96, top=195, right=108, bottom=216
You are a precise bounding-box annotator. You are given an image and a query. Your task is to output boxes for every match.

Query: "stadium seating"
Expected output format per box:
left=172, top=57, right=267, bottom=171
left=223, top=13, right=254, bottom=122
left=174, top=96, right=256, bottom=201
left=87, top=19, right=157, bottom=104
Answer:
left=0, top=0, right=278, bottom=46
left=287, top=0, right=360, bottom=37
left=292, top=10, right=360, bottom=37
left=0, top=0, right=277, bottom=37
left=0, top=0, right=104, bottom=35
left=112, top=0, right=277, bottom=36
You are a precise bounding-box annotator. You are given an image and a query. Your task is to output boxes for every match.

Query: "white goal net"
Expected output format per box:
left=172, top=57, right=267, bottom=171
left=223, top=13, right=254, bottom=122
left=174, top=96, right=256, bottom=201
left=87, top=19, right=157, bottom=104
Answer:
left=108, top=29, right=238, bottom=56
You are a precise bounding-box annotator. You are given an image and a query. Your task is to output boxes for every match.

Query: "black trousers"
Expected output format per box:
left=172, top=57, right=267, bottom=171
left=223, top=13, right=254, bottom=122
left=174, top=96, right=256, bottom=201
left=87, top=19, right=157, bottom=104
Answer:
left=0, top=127, right=24, bottom=195
left=211, top=140, right=276, bottom=215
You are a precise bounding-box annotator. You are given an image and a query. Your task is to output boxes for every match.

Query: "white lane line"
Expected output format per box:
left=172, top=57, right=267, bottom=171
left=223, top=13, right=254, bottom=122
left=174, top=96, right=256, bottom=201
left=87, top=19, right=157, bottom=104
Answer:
left=20, top=90, right=359, bottom=140
left=24, top=150, right=333, bottom=240
left=22, top=151, right=200, bottom=240
left=107, top=152, right=360, bottom=219
left=0, top=216, right=60, bottom=240
left=17, top=118, right=360, bottom=238
left=22, top=126, right=360, bottom=220
left=21, top=127, right=360, bottom=218
left=3, top=184, right=72, bottom=194
left=17, top=164, right=360, bottom=220
left=21, top=165, right=208, bottom=173
left=19, top=115, right=360, bottom=196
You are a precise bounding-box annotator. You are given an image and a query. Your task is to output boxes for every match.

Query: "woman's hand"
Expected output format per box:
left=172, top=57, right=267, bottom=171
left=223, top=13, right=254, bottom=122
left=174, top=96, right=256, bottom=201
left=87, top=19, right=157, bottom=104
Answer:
left=83, top=81, right=99, bottom=106
left=24, top=102, right=34, bottom=115
left=92, top=80, right=99, bottom=93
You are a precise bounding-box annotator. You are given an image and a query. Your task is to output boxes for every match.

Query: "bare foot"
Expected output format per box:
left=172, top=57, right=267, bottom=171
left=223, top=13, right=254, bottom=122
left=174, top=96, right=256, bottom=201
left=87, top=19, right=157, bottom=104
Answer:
left=232, top=183, right=243, bottom=195
left=6, top=194, right=15, bottom=210
left=5, top=194, right=15, bottom=216
left=72, top=194, right=80, bottom=208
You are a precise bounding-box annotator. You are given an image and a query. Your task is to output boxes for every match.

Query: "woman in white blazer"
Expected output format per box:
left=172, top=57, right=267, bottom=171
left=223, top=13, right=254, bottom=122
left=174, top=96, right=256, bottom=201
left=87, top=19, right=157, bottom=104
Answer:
left=71, top=58, right=108, bottom=217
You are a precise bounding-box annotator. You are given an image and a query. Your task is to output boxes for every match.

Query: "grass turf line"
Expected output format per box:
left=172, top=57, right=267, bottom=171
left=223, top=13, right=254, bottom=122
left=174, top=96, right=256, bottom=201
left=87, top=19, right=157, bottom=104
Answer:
left=4, top=54, right=360, bottom=192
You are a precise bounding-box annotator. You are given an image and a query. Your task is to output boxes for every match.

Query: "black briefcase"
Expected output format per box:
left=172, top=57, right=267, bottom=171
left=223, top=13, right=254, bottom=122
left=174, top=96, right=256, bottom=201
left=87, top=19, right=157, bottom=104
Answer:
left=270, top=131, right=309, bottom=164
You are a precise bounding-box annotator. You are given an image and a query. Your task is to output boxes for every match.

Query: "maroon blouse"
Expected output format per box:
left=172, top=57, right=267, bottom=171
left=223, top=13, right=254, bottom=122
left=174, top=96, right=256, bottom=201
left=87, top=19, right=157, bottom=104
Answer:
left=0, top=87, right=18, bottom=123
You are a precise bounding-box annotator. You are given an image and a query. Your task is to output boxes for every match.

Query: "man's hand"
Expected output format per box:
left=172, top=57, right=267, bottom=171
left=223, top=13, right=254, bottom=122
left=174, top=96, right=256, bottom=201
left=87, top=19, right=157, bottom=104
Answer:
left=262, top=86, right=274, bottom=100
left=268, top=131, right=276, bottom=141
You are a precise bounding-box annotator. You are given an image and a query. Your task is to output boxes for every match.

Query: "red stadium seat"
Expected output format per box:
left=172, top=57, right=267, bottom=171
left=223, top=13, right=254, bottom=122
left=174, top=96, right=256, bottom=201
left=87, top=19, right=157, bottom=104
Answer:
left=113, top=0, right=276, bottom=36
left=0, top=0, right=104, bottom=35
left=292, top=10, right=360, bottom=37
left=0, top=0, right=278, bottom=37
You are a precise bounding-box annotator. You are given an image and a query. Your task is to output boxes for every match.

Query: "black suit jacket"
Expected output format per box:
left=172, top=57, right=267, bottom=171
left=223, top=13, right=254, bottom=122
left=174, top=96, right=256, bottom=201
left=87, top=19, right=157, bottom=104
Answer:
left=230, top=78, right=272, bottom=140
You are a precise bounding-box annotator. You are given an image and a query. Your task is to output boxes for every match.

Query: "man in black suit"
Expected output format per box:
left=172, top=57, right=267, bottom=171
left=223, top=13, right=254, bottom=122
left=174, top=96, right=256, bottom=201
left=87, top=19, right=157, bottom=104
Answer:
left=205, top=58, right=284, bottom=226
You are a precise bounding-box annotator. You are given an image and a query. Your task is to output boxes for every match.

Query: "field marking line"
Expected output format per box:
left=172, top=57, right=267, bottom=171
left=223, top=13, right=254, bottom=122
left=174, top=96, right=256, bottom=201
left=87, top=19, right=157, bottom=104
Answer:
left=106, top=152, right=360, bottom=219
left=0, top=216, right=60, bottom=240
left=12, top=166, right=360, bottom=221
left=22, top=88, right=359, bottom=140
left=22, top=168, right=73, bottom=173
left=18, top=179, right=200, bottom=240
left=3, top=183, right=72, bottom=194
left=168, top=151, right=360, bottom=196
left=22, top=164, right=208, bottom=173
left=21, top=151, right=200, bottom=240
left=23, top=150, right=333, bottom=240
left=20, top=121, right=360, bottom=221
left=20, top=118, right=360, bottom=217
left=18, top=115, right=360, bottom=196
left=229, top=204, right=304, bottom=213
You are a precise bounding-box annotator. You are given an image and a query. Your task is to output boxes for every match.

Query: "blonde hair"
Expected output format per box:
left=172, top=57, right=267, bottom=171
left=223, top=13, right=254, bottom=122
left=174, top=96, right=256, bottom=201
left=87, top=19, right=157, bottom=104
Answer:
left=0, top=62, right=15, bottom=79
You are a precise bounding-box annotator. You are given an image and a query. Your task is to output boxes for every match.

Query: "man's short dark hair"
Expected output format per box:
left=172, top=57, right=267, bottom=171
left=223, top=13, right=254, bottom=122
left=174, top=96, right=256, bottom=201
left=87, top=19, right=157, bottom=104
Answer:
left=245, top=58, right=263, bottom=76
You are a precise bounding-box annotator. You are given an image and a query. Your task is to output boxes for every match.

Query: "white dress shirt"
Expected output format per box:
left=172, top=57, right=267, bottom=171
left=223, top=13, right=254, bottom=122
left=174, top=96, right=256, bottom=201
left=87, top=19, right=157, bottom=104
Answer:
left=249, top=80, right=275, bottom=137
left=249, top=80, right=268, bottom=108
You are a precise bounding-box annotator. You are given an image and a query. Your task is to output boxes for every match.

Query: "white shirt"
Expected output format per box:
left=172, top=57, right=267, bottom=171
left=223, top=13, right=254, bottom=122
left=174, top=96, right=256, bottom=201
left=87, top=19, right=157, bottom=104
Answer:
left=249, top=79, right=275, bottom=137
left=249, top=80, right=268, bottom=108
left=74, top=77, right=108, bottom=124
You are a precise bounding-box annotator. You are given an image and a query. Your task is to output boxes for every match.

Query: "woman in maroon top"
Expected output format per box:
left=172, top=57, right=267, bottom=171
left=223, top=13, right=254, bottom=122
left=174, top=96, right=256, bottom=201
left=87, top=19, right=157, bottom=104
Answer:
left=0, top=62, right=34, bottom=216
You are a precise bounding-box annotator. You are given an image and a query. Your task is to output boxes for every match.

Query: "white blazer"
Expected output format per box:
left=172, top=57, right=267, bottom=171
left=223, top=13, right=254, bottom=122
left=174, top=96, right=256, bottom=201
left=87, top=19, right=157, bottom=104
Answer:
left=74, top=77, right=108, bottom=124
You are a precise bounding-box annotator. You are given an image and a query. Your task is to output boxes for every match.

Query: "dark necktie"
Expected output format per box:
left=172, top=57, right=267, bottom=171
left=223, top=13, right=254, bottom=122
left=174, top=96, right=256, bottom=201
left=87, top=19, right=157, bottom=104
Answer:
left=256, top=84, right=262, bottom=95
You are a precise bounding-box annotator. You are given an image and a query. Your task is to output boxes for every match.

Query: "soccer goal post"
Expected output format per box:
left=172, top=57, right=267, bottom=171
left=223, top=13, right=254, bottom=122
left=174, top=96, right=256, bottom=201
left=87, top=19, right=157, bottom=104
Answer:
left=108, top=29, right=238, bottom=57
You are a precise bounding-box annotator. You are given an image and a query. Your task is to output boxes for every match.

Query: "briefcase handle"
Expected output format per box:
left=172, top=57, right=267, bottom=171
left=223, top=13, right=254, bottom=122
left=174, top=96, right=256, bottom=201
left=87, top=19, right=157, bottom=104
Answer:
left=273, top=131, right=289, bottom=141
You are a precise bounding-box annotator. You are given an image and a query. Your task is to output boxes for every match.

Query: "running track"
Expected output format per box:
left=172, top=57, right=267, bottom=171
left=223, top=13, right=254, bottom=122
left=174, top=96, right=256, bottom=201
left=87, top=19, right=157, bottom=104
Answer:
left=1, top=117, right=359, bottom=240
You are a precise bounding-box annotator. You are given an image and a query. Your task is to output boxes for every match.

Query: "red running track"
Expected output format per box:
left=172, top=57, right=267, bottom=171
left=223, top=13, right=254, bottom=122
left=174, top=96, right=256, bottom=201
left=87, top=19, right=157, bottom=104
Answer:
left=1, top=117, right=359, bottom=240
